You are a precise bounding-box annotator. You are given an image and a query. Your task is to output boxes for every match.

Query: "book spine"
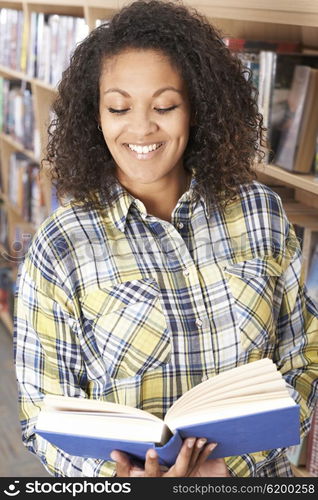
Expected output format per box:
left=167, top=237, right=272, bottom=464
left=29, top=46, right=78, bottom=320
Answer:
left=27, top=12, right=37, bottom=78
left=314, top=132, right=318, bottom=179
left=274, top=66, right=312, bottom=171
left=306, top=406, right=318, bottom=476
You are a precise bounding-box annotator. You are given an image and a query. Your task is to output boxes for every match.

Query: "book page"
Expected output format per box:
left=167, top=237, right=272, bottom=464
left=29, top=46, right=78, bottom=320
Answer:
left=36, top=410, right=167, bottom=443
left=166, top=358, right=280, bottom=419
left=43, top=395, right=162, bottom=423
left=167, top=390, right=291, bottom=422
left=170, top=379, right=288, bottom=417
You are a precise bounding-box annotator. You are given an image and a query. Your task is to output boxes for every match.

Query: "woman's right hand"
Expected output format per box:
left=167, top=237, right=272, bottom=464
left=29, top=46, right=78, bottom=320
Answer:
left=111, top=437, right=218, bottom=477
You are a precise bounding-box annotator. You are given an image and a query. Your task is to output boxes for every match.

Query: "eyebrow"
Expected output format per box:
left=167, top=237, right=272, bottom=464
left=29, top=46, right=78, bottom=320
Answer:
left=103, top=86, right=183, bottom=97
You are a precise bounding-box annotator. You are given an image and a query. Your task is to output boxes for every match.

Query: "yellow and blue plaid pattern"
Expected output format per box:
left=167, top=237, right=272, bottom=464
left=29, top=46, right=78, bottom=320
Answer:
left=14, top=177, right=318, bottom=477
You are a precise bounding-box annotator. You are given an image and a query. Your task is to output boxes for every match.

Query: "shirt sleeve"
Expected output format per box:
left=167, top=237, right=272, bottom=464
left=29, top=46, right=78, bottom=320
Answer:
left=224, top=224, right=318, bottom=477
left=13, top=256, right=115, bottom=477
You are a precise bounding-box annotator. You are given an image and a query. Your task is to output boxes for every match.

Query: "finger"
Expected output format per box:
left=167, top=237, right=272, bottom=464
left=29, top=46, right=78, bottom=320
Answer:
left=165, top=437, right=196, bottom=477
left=129, top=468, right=146, bottom=477
left=144, top=449, right=161, bottom=477
left=187, top=438, right=207, bottom=473
left=110, top=450, right=132, bottom=477
left=189, top=442, right=217, bottom=476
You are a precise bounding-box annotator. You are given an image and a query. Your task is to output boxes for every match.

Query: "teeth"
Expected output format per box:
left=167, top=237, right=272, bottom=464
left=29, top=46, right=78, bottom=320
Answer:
left=128, top=143, right=162, bottom=154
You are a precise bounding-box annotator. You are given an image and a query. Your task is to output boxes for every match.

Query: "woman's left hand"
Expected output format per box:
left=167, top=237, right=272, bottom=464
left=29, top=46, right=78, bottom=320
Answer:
left=190, top=458, right=231, bottom=477
left=111, top=439, right=230, bottom=477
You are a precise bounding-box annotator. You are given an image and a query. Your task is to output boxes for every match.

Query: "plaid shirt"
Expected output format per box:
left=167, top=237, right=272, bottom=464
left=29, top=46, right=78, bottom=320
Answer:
left=14, top=177, right=318, bottom=477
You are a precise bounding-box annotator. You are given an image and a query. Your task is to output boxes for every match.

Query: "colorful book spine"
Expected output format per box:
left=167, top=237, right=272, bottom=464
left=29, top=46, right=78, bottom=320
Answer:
left=27, top=13, right=89, bottom=87
left=0, top=8, right=24, bottom=71
left=223, top=37, right=301, bottom=54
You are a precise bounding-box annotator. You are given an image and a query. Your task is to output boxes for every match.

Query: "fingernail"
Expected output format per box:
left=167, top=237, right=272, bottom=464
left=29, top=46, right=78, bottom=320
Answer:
left=197, top=438, right=207, bottom=449
left=208, top=442, right=217, bottom=451
left=187, top=438, right=196, bottom=448
left=110, top=452, right=117, bottom=461
left=148, top=449, right=157, bottom=459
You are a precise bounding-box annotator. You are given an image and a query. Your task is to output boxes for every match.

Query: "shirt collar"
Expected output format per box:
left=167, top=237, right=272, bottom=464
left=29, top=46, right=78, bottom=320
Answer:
left=105, top=174, right=206, bottom=233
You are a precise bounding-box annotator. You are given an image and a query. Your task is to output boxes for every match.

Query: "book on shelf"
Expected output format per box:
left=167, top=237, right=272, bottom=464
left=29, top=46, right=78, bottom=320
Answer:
left=313, top=131, right=318, bottom=179
left=51, top=184, right=60, bottom=212
left=0, top=76, right=4, bottom=134
left=287, top=220, right=318, bottom=283
left=253, top=52, right=318, bottom=165
left=0, top=201, right=9, bottom=249
left=306, top=243, right=318, bottom=309
left=224, top=38, right=301, bottom=54
left=306, top=406, right=318, bottom=476
left=225, top=39, right=301, bottom=121
left=1, top=79, right=35, bottom=151
left=35, top=358, right=300, bottom=466
left=274, top=65, right=318, bottom=173
left=0, top=154, right=3, bottom=193
left=0, top=8, right=24, bottom=72
left=27, top=12, right=89, bottom=86
left=8, top=152, right=47, bottom=226
left=0, top=266, right=14, bottom=317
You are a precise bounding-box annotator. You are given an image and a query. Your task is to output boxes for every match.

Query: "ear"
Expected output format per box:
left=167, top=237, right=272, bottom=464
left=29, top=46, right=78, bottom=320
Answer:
left=190, top=110, right=197, bottom=127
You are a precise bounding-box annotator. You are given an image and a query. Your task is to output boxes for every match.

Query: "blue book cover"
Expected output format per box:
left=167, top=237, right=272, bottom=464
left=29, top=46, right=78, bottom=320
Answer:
left=35, top=405, right=300, bottom=467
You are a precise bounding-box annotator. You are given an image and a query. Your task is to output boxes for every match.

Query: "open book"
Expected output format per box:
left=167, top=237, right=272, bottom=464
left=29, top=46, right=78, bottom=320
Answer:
left=35, top=358, right=300, bottom=466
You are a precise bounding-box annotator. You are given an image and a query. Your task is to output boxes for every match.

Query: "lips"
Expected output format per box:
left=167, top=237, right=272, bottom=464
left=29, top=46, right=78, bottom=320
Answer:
left=127, top=143, right=163, bottom=153
left=124, top=142, right=165, bottom=160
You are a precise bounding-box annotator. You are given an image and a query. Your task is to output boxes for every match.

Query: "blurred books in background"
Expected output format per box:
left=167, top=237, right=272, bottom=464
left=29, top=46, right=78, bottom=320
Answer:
left=224, top=37, right=318, bottom=175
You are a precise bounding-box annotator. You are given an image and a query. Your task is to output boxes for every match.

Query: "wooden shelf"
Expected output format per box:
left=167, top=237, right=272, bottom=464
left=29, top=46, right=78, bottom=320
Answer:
left=0, top=0, right=316, bottom=28
left=0, top=133, right=38, bottom=163
left=0, top=64, right=57, bottom=94
left=0, top=1, right=22, bottom=9
left=26, top=1, right=84, bottom=17
left=291, top=464, right=314, bottom=477
left=255, top=163, right=318, bottom=196
left=187, top=0, right=318, bottom=27
left=0, top=63, right=28, bottom=82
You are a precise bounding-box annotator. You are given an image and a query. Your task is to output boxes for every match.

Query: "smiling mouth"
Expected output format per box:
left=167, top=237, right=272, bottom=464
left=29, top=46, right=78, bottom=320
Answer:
left=124, top=142, right=165, bottom=159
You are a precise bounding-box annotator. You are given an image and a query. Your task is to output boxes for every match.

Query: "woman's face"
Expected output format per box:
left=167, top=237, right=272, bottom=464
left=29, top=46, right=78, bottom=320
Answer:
left=99, top=48, right=191, bottom=188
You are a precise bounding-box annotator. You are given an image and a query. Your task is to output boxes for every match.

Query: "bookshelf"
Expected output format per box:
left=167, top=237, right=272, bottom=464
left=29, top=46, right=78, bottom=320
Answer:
left=0, top=0, right=317, bottom=478
left=291, top=464, right=314, bottom=478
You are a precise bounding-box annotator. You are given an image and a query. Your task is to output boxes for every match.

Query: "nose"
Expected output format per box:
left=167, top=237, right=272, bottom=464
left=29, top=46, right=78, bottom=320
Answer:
left=128, top=109, right=158, bottom=136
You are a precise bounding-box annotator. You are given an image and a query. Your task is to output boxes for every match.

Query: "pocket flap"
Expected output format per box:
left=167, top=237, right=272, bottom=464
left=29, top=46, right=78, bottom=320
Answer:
left=224, top=257, right=282, bottom=279
left=80, top=278, right=160, bottom=320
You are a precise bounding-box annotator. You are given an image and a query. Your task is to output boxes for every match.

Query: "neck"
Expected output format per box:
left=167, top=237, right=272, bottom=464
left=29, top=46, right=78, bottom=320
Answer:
left=120, top=168, right=192, bottom=223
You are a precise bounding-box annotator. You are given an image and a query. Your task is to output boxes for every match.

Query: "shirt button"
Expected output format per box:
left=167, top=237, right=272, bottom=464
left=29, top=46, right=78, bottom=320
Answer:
left=177, top=222, right=184, bottom=229
left=183, top=268, right=190, bottom=277
left=195, top=318, right=203, bottom=327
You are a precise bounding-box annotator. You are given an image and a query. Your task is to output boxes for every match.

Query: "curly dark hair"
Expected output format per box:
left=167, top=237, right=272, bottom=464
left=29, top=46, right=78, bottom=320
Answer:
left=44, top=0, right=264, bottom=213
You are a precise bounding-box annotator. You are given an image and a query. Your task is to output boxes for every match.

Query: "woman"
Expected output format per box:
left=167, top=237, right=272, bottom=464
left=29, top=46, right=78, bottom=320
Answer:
left=14, top=0, right=318, bottom=477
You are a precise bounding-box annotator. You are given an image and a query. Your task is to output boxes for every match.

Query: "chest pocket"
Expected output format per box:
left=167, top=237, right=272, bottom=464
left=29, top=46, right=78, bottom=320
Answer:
left=224, top=258, right=282, bottom=352
left=80, top=278, right=171, bottom=380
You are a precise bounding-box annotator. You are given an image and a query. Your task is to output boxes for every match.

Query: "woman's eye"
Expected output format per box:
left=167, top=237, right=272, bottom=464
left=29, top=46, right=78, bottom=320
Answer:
left=108, top=108, right=129, bottom=114
left=155, top=105, right=178, bottom=113
left=107, top=105, right=179, bottom=115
